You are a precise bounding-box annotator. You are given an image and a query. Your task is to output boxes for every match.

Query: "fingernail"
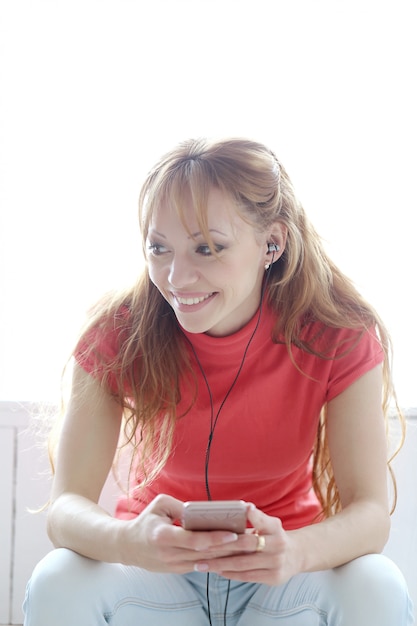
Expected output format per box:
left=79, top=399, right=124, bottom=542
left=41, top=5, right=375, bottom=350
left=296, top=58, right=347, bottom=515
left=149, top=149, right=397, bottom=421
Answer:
left=222, top=533, right=238, bottom=544
left=194, top=562, right=209, bottom=572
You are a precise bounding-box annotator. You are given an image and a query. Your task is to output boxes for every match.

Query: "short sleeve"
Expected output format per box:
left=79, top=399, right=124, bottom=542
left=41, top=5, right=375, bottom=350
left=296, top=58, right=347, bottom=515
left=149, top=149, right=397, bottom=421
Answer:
left=74, top=306, right=130, bottom=393
left=325, top=326, right=385, bottom=402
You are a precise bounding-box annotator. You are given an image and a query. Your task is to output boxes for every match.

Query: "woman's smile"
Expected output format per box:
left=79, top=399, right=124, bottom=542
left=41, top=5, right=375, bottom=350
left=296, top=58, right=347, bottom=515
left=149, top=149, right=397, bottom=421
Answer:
left=172, top=292, right=216, bottom=308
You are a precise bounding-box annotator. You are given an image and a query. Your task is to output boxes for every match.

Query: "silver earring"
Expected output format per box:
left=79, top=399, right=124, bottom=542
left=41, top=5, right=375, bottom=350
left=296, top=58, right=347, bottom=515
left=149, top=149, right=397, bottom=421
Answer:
left=265, top=263, right=270, bottom=270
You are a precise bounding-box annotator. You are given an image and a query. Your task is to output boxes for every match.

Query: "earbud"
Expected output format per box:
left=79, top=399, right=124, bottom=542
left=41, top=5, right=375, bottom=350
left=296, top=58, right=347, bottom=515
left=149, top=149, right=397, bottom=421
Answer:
left=267, top=242, right=280, bottom=253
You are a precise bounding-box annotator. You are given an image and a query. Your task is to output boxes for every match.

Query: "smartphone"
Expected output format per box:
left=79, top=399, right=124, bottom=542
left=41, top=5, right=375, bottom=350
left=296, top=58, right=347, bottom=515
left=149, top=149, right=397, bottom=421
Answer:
left=182, top=500, right=247, bottom=533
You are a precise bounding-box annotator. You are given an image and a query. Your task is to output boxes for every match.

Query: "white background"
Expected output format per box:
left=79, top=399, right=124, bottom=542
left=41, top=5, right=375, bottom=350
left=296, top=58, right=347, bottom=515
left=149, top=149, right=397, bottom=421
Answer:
left=1, top=0, right=416, bottom=407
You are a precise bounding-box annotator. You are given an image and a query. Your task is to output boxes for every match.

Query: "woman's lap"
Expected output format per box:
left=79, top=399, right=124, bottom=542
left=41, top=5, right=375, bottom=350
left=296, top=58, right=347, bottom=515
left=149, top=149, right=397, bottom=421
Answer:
left=23, top=548, right=414, bottom=625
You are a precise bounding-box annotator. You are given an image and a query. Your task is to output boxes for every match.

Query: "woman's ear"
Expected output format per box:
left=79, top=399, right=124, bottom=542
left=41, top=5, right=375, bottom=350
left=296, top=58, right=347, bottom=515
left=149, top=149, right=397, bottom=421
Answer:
left=266, top=223, right=287, bottom=261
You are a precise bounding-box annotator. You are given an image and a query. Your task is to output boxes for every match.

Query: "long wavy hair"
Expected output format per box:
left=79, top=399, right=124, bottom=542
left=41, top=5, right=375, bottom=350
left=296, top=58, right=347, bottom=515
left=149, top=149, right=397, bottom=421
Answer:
left=66, top=137, right=405, bottom=517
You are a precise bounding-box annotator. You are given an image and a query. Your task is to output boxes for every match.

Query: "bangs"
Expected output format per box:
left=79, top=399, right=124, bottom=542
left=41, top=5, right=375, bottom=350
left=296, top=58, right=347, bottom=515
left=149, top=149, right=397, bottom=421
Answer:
left=140, top=155, right=233, bottom=254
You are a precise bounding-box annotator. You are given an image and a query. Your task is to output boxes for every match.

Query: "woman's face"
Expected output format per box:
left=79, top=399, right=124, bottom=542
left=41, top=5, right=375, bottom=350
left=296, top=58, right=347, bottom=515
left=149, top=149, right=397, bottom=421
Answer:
left=146, top=187, right=274, bottom=337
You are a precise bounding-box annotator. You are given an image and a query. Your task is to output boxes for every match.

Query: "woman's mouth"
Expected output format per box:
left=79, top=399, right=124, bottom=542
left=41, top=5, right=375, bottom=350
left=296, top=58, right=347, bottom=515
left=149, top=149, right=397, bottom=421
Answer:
left=173, top=292, right=215, bottom=307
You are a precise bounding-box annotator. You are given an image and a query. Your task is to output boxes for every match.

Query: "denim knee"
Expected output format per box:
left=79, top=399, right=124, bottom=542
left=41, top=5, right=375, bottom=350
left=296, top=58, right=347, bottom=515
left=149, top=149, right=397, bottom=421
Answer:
left=25, top=548, right=97, bottom=598
left=23, top=548, right=110, bottom=625
left=334, top=554, right=413, bottom=625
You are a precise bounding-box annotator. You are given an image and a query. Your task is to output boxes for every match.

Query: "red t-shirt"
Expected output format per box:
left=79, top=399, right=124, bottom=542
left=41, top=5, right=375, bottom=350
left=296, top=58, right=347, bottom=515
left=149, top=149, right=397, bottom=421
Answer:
left=75, top=304, right=384, bottom=530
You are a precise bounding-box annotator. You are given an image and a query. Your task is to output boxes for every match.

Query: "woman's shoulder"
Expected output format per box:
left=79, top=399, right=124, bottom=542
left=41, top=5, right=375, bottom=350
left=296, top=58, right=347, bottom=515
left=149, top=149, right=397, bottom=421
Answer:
left=73, top=300, right=132, bottom=377
left=294, top=313, right=383, bottom=361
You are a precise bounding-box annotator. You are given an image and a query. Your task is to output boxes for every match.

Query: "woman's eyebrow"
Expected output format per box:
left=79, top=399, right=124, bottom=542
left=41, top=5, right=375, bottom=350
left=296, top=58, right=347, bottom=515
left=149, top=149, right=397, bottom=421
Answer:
left=189, top=229, right=228, bottom=238
left=148, top=229, right=167, bottom=239
left=148, top=228, right=228, bottom=239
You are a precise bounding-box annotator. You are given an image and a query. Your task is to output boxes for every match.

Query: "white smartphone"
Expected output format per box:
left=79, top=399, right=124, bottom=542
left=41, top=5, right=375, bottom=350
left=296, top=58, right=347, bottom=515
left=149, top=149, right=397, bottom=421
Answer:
left=182, top=500, right=247, bottom=533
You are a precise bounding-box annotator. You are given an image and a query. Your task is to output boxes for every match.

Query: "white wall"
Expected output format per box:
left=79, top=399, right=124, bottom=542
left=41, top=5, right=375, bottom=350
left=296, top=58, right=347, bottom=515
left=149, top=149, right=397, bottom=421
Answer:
left=0, top=404, right=55, bottom=625
left=1, top=402, right=416, bottom=625
left=1, top=0, right=416, bottom=408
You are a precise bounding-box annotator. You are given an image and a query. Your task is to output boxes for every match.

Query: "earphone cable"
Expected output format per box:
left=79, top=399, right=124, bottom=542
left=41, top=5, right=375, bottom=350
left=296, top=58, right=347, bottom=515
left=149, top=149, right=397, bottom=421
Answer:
left=181, top=259, right=275, bottom=625
left=199, top=263, right=274, bottom=499
left=206, top=573, right=212, bottom=626
left=223, top=580, right=231, bottom=626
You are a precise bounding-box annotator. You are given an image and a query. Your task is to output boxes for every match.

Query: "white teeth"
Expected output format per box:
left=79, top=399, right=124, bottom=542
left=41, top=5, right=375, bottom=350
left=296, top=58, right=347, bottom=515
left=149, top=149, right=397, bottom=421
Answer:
left=176, top=294, right=212, bottom=305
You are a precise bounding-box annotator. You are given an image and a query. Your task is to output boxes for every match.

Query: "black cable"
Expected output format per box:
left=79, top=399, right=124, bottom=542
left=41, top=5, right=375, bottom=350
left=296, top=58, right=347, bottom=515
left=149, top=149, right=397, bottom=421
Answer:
left=187, top=264, right=274, bottom=501
left=182, top=260, right=275, bottom=625
left=223, top=580, right=231, bottom=626
left=206, top=573, right=212, bottom=626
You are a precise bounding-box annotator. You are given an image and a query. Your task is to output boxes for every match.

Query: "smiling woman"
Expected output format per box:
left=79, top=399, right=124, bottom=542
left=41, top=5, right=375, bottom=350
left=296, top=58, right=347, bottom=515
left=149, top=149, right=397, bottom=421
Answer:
left=22, top=136, right=413, bottom=625
left=1, top=2, right=416, bottom=625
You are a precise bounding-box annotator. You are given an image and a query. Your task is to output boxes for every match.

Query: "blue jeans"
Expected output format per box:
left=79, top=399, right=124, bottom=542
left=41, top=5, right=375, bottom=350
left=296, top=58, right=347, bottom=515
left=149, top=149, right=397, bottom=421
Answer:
left=23, top=548, right=413, bottom=625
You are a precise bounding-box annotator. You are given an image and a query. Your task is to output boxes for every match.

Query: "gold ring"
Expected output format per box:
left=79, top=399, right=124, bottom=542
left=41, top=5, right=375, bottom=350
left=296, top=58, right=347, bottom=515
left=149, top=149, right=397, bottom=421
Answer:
left=254, top=530, right=266, bottom=552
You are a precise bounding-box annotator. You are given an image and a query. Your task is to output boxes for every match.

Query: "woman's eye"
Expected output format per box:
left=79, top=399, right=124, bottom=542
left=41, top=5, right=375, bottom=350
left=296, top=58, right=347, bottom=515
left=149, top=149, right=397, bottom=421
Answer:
left=147, top=243, right=167, bottom=256
left=196, top=244, right=224, bottom=256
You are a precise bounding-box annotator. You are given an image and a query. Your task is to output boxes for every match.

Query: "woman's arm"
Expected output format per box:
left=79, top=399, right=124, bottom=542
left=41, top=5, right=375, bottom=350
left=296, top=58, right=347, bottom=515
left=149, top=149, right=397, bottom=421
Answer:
left=196, top=364, right=391, bottom=583
left=47, top=364, right=127, bottom=560
left=47, top=364, right=241, bottom=567
left=288, top=362, right=390, bottom=572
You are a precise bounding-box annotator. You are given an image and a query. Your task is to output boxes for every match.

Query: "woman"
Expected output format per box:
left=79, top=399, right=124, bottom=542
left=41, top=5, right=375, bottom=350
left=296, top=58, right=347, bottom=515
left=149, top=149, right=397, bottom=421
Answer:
left=24, top=138, right=413, bottom=625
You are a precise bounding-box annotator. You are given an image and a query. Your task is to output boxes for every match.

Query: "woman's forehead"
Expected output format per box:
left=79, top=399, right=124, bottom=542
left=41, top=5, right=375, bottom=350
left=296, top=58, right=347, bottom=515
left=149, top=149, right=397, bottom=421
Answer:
left=148, top=187, right=243, bottom=234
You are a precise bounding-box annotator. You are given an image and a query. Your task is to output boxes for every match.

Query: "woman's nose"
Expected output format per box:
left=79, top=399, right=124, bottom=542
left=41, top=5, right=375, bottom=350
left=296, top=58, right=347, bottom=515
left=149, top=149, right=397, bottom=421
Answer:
left=168, top=254, right=199, bottom=288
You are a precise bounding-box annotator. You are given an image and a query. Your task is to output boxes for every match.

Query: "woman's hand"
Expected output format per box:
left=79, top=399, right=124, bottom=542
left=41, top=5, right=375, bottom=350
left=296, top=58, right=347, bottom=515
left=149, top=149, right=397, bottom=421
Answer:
left=119, top=494, right=244, bottom=572
left=192, top=504, right=301, bottom=586
left=121, top=496, right=302, bottom=584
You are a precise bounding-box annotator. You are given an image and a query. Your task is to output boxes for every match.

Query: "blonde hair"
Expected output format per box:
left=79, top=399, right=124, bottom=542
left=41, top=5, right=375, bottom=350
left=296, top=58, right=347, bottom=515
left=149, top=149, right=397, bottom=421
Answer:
left=67, top=137, right=405, bottom=516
